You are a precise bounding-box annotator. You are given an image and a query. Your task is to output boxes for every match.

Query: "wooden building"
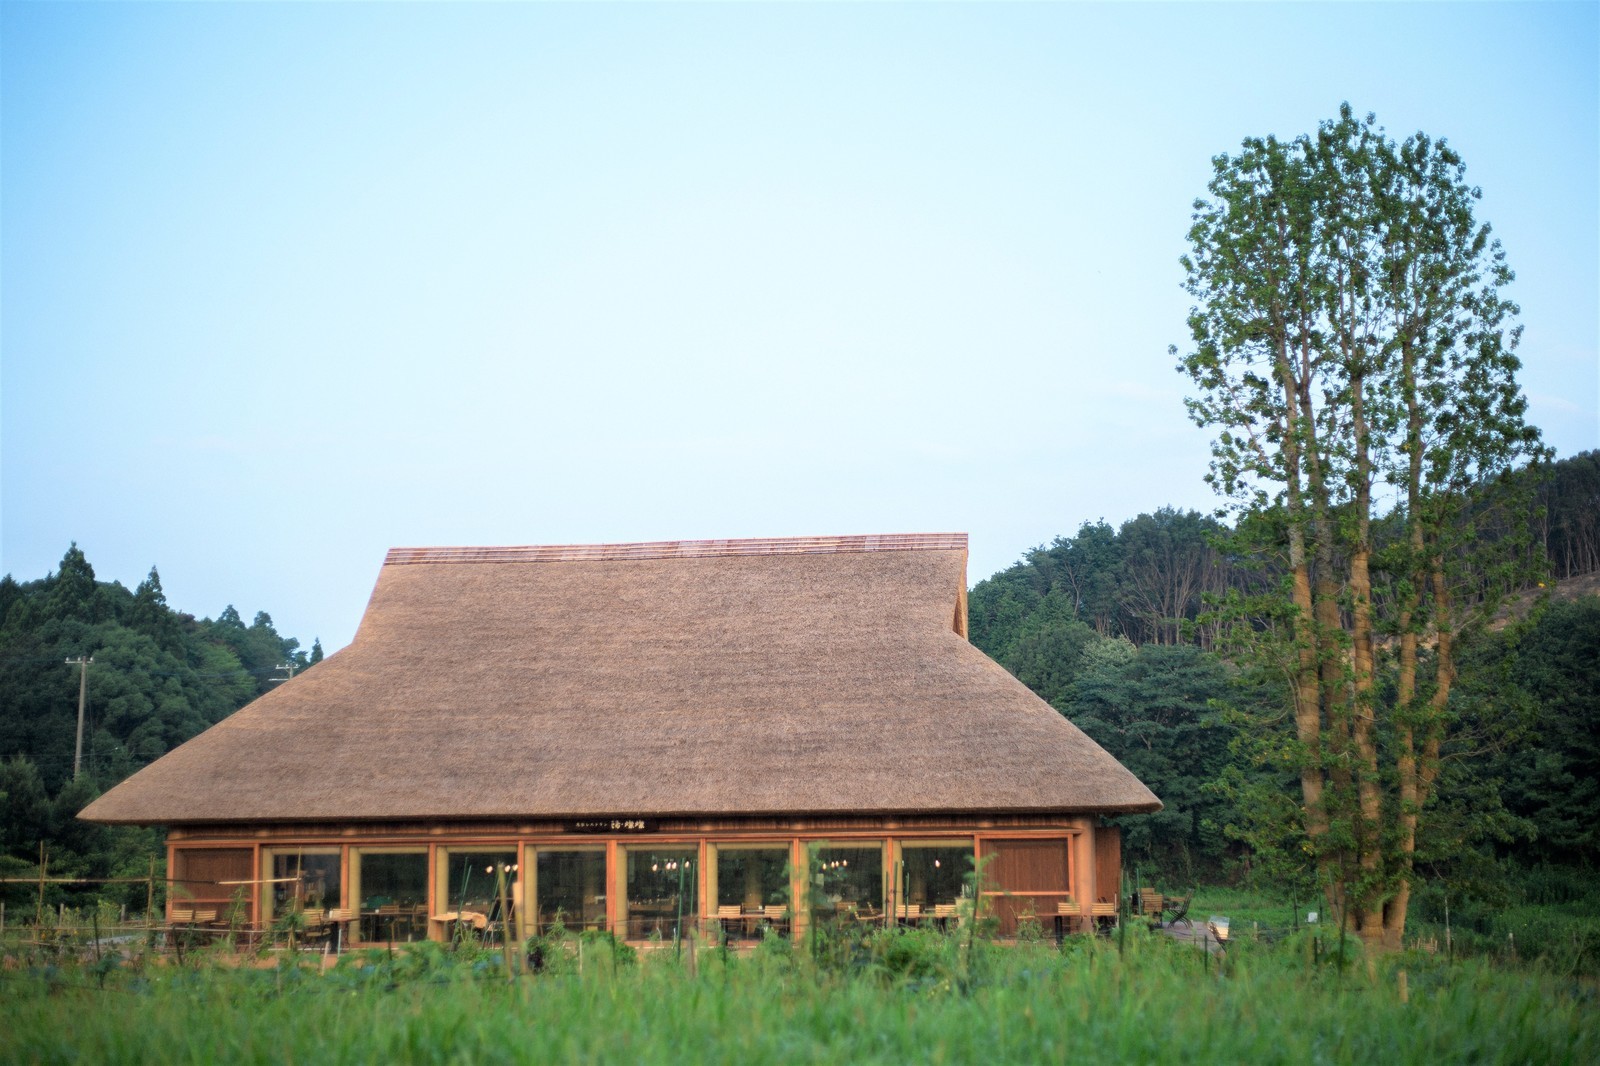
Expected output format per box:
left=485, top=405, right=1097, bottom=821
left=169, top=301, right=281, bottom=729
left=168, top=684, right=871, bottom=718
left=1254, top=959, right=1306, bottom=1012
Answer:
left=81, top=533, right=1160, bottom=945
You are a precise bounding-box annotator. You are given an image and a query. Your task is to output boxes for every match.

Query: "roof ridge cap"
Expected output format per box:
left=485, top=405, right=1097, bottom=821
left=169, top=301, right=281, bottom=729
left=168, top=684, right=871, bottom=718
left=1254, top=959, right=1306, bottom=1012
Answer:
left=385, top=533, right=968, bottom=566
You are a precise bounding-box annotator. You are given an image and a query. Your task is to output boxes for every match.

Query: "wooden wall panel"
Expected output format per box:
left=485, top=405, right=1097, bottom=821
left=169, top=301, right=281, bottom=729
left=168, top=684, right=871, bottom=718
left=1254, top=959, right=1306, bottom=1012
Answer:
left=983, top=838, right=1071, bottom=936
left=1093, top=825, right=1121, bottom=905
left=172, top=847, right=252, bottom=913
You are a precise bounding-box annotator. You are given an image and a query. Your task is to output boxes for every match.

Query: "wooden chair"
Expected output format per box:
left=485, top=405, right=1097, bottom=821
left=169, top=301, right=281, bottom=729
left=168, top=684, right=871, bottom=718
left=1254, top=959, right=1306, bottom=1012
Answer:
left=716, top=905, right=745, bottom=940
left=932, top=903, right=958, bottom=930
left=1139, top=890, right=1165, bottom=925
left=1056, top=900, right=1083, bottom=941
left=1165, top=893, right=1193, bottom=928
left=167, top=907, right=217, bottom=948
left=192, top=908, right=220, bottom=939
left=375, top=902, right=402, bottom=942
left=165, top=908, right=196, bottom=950
left=299, top=908, right=329, bottom=948
left=894, top=903, right=921, bottom=926
left=1090, top=901, right=1117, bottom=933
left=326, top=908, right=355, bottom=953
left=762, top=904, right=789, bottom=938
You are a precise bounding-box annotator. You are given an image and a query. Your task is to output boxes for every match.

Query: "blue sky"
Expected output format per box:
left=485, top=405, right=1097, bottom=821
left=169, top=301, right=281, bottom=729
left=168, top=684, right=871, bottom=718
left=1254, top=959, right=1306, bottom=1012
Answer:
left=4, top=2, right=1596, bottom=652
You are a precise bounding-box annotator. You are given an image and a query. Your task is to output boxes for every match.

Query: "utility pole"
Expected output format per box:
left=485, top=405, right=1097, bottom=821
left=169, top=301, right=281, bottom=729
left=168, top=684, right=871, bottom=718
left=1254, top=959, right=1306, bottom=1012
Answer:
left=268, top=662, right=296, bottom=685
left=66, top=656, right=93, bottom=779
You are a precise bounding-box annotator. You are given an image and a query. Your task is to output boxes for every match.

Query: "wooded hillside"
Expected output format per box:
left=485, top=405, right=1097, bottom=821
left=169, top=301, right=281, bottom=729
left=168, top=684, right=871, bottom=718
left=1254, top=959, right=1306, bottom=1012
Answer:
left=0, top=545, right=319, bottom=907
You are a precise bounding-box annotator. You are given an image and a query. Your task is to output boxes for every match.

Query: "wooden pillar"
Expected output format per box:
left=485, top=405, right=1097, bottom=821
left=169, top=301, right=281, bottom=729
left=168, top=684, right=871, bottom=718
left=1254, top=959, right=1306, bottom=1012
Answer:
left=250, top=843, right=262, bottom=932
left=790, top=838, right=806, bottom=941
left=605, top=839, right=620, bottom=935
left=697, top=839, right=709, bottom=928
left=1093, top=823, right=1122, bottom=906
left=165, top=840, right=176, bottom=918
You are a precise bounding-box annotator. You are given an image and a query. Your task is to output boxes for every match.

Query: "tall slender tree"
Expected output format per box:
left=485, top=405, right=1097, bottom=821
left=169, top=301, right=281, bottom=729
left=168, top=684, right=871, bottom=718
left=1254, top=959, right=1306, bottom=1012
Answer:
left=1175, top=106, right=1547, bottom=951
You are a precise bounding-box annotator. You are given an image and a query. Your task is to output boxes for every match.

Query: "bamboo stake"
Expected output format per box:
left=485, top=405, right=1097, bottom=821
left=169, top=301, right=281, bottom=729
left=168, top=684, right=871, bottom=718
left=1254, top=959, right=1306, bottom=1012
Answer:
left=674, top=857, right=686, bottom=961
left=37, top=844, right=48, bottom=929
left=496, top=863, right=516, bottom=977
left=146, top=856, right=157, bottom=937
left=0, top=876, right=165, bottom=885
left=1117, top=866, right=1127, bottom=957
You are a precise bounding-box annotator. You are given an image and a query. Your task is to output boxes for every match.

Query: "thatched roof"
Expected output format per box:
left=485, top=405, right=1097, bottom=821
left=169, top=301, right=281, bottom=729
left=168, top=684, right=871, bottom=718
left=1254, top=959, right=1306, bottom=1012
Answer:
left=81, top=534, right=1160, bottom=825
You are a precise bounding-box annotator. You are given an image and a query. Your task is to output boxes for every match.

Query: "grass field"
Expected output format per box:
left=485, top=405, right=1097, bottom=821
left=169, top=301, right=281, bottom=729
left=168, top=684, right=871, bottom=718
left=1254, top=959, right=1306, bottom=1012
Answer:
left=4, top=922, right=1595, bottom=1065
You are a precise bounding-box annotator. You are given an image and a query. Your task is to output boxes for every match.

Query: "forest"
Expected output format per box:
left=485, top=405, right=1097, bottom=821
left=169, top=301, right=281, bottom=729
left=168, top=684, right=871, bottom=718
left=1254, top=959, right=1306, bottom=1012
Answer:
left=0, top=547, right=320, bottom=909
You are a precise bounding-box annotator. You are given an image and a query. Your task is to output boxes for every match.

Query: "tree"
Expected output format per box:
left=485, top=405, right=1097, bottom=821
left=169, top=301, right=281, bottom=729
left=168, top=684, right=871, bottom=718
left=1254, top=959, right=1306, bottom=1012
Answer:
left=1175, top=106, right=1547, bottom=951
left=1114, top=509, right=1230, bottom=646
left=48, top=543, right=101, bottom=624
left=1067, top=638, right=1246, bottom=881
left=1539, top=451, right=1600, bottom=580
left=1480, top=597, right=1600, bottom=866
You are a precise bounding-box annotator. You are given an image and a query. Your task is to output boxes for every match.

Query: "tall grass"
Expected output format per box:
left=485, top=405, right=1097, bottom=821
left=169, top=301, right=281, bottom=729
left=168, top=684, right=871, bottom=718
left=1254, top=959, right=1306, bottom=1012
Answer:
left=4, top=926, right=1594, bottom=1065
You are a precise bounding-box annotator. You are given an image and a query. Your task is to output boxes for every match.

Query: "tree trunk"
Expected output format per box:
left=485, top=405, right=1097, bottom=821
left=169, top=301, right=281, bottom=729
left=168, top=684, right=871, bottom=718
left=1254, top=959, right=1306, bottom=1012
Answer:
left=1273, top=333, right=1329, bottom=852
left=1387, top=332, right=1427, bottom=952
left=1347, top=367, right=1386, bottom=949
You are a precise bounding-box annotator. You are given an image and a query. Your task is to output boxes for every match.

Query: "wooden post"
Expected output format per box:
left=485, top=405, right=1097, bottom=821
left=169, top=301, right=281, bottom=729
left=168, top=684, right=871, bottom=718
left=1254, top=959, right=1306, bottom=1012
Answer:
left=674, top=855, right=686, bottom=960
left=68, top=655, right=92, bottom=780
left=36, top=843, right=47, bottom=928
left=146, top=856, right=157, bottom=935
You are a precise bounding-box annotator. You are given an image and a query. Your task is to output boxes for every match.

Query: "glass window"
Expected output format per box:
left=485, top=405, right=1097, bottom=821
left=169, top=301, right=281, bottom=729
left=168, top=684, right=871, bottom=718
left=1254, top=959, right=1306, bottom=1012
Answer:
left=265, top=848, right=342, bottom=922
left=622, top=847, right=697, bottom=941
left=439, top=849, right=519, bottom=939
left=534, top=849, right=607, bottom=934
left=897, top=842, right=973, bottom=909
left=812, top=844, right=884, bottom=918
left=713, top=846, right=789, bottom=911
left=353, top=849, right=429, bottom=943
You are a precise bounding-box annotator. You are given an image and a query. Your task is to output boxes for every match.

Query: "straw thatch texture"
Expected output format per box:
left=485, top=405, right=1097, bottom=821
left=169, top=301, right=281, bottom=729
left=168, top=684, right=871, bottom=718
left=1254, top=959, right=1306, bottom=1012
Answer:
left=81, top=534, right=1160, bottom=825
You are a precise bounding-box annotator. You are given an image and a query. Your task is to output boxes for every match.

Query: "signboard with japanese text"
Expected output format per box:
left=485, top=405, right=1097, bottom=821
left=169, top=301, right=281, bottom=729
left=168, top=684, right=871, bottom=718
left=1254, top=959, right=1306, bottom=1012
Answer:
left=569, top=818, right=654, bottom=834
